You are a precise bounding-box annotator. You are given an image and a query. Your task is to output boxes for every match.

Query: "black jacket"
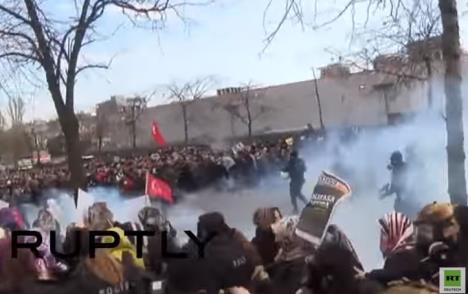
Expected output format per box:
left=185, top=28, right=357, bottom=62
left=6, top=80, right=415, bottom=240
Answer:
left=167, top=230, right=256, bottom=294
left=283, top=158, right=306, bottom=183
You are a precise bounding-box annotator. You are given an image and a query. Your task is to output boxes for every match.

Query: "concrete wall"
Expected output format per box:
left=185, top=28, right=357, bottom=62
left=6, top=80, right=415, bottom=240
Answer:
left=98, top=72, right=429, bottom=149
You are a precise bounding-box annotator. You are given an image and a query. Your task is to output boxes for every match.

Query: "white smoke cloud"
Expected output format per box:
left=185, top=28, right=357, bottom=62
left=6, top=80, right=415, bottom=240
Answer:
left=18, top=80, right=467, bottom=271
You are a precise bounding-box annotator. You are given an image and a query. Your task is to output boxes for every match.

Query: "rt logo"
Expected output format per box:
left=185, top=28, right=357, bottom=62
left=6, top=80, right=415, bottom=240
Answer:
left=440, top=267, right=466, bottom=294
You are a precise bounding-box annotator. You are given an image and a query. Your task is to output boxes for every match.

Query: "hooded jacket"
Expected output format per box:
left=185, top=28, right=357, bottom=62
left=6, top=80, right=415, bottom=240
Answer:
left=193, top=212, right=258, bottom=293
left=202, top=229, right=257, bottom=293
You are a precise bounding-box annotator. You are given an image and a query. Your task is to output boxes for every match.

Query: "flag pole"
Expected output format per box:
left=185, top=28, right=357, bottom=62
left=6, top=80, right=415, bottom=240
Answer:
left=145, top=171, right=150, bottom=206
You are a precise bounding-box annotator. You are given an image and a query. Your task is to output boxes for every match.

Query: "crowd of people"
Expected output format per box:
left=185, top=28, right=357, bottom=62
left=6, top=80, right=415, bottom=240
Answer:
left=0, top=190, right=466, bottom=294
left=0, top=139, right=298, bottom=204
left=1, top=126, right=465, bottom=293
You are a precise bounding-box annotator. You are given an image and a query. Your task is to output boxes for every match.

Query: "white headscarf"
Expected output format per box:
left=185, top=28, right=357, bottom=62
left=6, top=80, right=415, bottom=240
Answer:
left=270, top=215, right=299, bottom=242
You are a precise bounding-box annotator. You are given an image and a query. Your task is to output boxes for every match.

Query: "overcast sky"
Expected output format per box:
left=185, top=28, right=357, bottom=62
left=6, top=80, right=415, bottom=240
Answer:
left=1, top=0, right=468, bottom=122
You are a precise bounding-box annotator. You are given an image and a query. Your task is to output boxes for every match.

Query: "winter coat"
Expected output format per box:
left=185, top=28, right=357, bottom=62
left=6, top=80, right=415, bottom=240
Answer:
left=298, top=226, right=371, bottom=294
left=367, top=245, right=428, bottom=286
left=251, top=227, right=279, bottom=266
left=202, top=228, right=258, bottom=293
left=146, top=228, right=179, bottom=276
left=283, top=158, right=306, bottom=183
left=18, top=250, right=149, bottom=294
left=267, top=257, right=307, bottom=294
left=166, top=228, right=258, bottom=294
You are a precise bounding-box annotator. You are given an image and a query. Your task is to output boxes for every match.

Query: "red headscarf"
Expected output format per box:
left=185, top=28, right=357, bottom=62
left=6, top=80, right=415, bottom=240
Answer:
left=378, top=211, right=414, bottom=258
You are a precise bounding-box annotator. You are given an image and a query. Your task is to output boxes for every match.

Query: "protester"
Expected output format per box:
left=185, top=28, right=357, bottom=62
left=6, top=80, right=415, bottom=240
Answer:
left=251, top=207, right=282, bottom=266
left=2, top=132, right=468, bottom=294
left=0, top=140, right=295, bottom=202
left=0, top=190, right=466, bottom=294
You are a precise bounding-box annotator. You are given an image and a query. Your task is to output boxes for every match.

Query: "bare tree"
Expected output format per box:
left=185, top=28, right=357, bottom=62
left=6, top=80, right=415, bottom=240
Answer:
left=439, top=0, right=466, bottom=205
left=28, top=122, right=41, bottom=165
left=167, top=76, right=214, bottom=143
left=349, top=0, right=441, bottom=107
left=218, top=83, right=271, bottom=138
left=119, top=96, right=147, bottom=149
left=4, top=124, right=32, bottom=164
left=266, top=0, right=466, bottom=205
left=311, top=68, right=324, bottom=130
left=7, top=96, right=25, bottom=126
left=0, top=0, right=212, bottom=203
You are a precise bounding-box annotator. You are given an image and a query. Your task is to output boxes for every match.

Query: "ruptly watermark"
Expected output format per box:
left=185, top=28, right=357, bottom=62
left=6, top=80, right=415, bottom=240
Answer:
left=11, top=230, right=216, bottom=259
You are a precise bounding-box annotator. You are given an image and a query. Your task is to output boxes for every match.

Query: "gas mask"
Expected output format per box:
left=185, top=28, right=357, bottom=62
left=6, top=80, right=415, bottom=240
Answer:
left=414, top=218, right=460, bottom=251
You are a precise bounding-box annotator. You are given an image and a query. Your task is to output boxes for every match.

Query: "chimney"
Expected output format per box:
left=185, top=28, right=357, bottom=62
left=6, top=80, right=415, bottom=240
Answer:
left=217, top=87, right=242, bottom=96
left=320, top=63, right=351, bottom=79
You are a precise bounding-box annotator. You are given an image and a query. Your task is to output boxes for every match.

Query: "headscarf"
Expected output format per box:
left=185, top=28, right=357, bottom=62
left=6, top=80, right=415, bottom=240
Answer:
left=33, top=208, right=56, bottom=232
left=197, top=212, right=230, bottom=239
left=87, top=202, right=114, bottom=230
left=270, top=215, right=311, bottom=261
left=270, top=215, right=299, bottom=243
left=0, top=207, right=25, bottom=230
left=379, top=211, right=414, bottom=258
left=253, top=207, right=282, bottom=231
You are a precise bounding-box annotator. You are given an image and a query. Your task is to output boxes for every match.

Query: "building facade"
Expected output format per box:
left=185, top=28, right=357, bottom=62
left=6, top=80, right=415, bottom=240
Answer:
left=96, top=66, right=431, bottom=149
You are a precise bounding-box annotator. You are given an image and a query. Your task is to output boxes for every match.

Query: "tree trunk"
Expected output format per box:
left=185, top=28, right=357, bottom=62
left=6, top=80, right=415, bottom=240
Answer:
left=131, top=121, right=137, bottom=149
left=439, top=0, right=467, bottom=205
left=245, top=98, right=253, bottom=137
left=383, top=87, right=391, bottom=124
left=34, top=134, right=41, bottom=166
left=182, top=104, right=189, bottom=144
left=312, top=69, right=325, bottom=130
left=424, top=57, right=434, bottom=109
left=98, top=136, right=103, bottom=153
left=58, top=108, right=85, bottom=203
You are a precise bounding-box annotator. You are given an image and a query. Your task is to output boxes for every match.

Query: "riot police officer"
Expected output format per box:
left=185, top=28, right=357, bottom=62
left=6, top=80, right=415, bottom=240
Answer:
left=283, top=150, right=308, bottom=214
left=380, top=151, right=412, bottom=216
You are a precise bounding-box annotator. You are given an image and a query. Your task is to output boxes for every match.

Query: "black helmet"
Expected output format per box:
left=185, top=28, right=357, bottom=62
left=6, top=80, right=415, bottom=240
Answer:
left=390, top=151, right=403, bottom=165
left=291, top=150, right=298, bottom=158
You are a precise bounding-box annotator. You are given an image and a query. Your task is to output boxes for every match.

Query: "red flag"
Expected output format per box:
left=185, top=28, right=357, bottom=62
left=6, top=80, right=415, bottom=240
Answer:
left=151, top=120, right=166, bottom=146
left=145, top=172, right=174, bottom=203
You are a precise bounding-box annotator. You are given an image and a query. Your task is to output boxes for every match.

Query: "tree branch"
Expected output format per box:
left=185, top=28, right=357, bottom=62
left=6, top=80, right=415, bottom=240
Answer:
left=65, top=0, right=92, bottom=109
left=24, top=0, right=65, bottom=111
left=75, top=62, right=110, bottom=76
left=263, top=0, right=298, bottom=53
left=0, top=51, right=39, bottom=62
left=0, top=4, right=32, bottom=26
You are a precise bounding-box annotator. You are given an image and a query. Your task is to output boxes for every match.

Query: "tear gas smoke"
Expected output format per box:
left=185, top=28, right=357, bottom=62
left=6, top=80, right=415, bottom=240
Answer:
left=18, top=94, right=465, bottom=271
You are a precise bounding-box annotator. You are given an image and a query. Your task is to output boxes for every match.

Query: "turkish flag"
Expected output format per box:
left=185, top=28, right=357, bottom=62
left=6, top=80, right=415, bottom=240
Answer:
left=151, top=120, right=166, bottom=146
left=145, top=172, right=174, bottom=204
